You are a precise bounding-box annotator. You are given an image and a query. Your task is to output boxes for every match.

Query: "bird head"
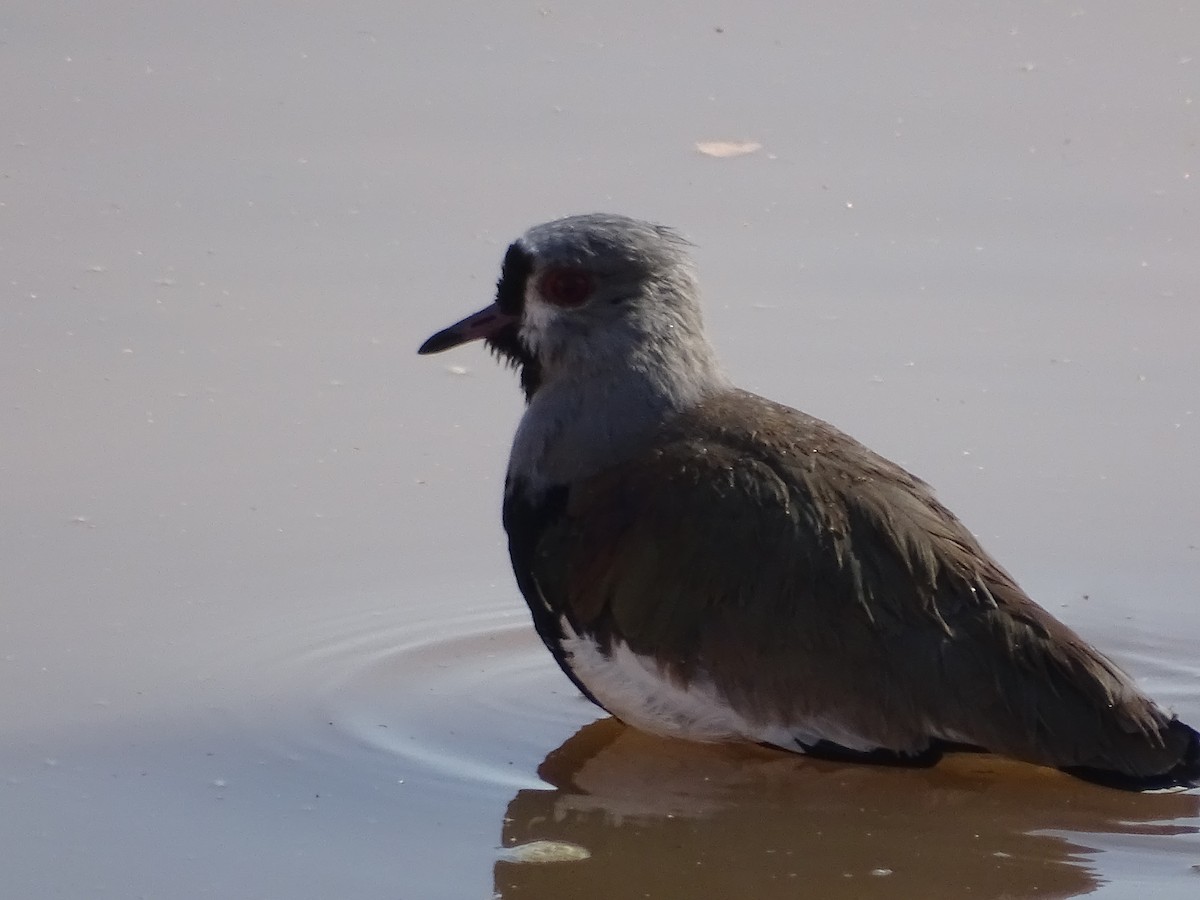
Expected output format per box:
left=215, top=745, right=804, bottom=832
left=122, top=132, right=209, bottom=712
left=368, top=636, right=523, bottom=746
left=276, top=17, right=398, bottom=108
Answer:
left=419, top=214, right=719, bottom=403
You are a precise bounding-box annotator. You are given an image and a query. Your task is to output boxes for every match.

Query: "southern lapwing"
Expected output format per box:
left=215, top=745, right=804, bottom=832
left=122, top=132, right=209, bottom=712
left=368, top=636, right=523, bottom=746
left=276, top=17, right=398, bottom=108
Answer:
left=419, top=213, right=1199, bottom=790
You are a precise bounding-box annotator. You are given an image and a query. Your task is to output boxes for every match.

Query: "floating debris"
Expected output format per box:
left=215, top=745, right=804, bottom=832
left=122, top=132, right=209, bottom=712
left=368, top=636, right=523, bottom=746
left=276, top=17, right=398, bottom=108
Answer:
left=695, top=140, right=762, bottom=158
left=498, top=840, right=591, bottom=864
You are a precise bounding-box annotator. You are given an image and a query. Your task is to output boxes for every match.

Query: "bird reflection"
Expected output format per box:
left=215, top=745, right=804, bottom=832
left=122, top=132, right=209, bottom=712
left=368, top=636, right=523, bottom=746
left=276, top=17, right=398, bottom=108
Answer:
left=495, top=719, right=1200, bottom=899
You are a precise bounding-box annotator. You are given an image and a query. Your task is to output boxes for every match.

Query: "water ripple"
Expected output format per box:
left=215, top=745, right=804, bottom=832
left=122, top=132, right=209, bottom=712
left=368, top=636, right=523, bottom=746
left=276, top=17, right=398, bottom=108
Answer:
left=227, top=597, right=599, bottom=794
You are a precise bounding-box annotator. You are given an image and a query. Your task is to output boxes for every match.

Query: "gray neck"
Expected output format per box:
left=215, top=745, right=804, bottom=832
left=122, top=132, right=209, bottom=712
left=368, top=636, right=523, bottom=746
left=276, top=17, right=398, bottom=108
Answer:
left=506, top=336, right=730, bottom=493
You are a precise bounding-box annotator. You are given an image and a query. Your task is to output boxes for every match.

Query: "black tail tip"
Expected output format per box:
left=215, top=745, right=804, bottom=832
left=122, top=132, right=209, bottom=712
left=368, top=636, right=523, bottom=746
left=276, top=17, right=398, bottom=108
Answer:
left=1061, top=719, right=1200, bottom=792
left=1173, top=720, right=1200, bottom=784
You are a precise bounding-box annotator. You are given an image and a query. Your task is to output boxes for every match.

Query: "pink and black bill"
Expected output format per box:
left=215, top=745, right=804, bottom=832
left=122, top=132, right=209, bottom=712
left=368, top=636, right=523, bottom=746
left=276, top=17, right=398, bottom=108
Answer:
left=417, top=304, right=515, bottom=355
left=418, top=242, right=542, bottom=398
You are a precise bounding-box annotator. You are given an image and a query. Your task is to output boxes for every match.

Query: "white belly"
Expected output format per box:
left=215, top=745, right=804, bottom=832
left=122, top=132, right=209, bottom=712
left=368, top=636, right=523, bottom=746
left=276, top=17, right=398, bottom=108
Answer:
left=558, top=619, right=876, bottom=752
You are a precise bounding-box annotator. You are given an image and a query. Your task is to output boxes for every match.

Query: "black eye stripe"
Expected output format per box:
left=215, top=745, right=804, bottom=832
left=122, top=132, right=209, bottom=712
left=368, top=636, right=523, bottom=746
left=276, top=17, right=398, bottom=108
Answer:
left=495, top=243, right=533, bottom=315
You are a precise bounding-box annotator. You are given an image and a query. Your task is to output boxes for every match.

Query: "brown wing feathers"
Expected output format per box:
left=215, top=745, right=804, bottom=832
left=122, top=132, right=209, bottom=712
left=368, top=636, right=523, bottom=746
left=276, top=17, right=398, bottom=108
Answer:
left=528, top=389, right=1198, bottom=787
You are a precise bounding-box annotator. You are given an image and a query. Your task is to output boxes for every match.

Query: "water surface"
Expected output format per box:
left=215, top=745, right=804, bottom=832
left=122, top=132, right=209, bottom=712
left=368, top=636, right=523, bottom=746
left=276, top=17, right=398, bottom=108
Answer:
left=3, top=2, right=1198, bottom=897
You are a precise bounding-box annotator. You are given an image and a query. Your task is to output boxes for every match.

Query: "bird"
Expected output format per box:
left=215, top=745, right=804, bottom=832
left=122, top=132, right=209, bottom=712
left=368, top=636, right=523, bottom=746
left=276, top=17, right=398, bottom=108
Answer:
left=418, top=213, right=1199, bottom=791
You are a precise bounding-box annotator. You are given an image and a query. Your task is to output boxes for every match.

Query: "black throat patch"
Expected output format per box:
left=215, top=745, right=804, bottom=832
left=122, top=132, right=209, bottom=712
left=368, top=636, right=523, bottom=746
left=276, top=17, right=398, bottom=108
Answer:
left=485, top=242, right=542, bottom=401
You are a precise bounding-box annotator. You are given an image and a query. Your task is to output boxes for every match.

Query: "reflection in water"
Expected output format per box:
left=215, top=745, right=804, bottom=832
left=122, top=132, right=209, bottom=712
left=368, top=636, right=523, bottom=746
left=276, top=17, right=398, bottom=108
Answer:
left=495, top=720, right=1200, bottom=900
left=250, top=599, right=1199, bottom=897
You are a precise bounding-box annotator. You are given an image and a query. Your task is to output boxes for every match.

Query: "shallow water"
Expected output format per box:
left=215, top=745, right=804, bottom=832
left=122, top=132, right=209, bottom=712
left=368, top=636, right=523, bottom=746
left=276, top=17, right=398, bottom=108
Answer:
left=4, top=1, right=1199, bottom=898
left=13, top=592, right=1193, bottom=898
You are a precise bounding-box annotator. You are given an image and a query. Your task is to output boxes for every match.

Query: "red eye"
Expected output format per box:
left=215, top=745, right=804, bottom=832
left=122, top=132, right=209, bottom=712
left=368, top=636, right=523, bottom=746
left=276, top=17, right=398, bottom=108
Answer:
left=538, top=268, right=592, bottom=308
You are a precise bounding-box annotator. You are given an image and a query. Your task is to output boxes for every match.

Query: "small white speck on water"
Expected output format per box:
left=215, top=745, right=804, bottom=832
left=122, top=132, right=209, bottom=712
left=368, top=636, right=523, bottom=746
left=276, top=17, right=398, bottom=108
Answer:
left=695, top=140, right=762, bottom=158
left=211, top=778, right=227, bottom=788
left=498, top=840, right=591, bottom=864
left=871, top=868, right=893, bottom=877
left=447, top=365, right=469, bottom=376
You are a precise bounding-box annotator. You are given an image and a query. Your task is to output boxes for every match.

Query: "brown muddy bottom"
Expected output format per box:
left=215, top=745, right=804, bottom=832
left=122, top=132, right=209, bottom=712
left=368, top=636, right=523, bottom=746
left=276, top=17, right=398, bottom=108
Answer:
left=238, top=596, right=1200, bottom=900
